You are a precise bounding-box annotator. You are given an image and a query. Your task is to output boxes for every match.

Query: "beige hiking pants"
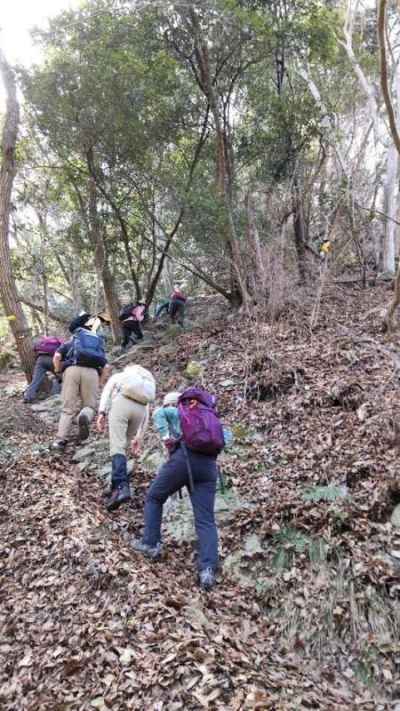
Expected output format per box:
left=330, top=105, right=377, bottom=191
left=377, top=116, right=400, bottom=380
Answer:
left=109, top=394, right=146, bottom=456
left=57, top=366, right=99, bottom=440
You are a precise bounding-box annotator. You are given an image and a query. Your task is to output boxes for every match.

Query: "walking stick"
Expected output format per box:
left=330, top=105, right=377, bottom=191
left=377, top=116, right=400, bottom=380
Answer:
left=181, top=442, right=195, bottom=495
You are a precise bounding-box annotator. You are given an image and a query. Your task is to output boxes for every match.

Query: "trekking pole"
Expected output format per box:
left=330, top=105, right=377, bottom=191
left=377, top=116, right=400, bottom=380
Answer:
left=181, top=442, right=195, bottom=495
left=218, top=466, right=225, bottom=493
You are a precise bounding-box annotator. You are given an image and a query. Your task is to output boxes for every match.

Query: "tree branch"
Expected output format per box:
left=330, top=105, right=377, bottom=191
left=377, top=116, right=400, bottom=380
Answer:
left=378, top=0, right=400, bottom=155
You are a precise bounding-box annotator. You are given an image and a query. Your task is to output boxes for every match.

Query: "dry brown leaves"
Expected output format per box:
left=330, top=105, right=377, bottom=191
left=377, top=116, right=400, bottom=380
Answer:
left=1, top=285, right=399, bottom=709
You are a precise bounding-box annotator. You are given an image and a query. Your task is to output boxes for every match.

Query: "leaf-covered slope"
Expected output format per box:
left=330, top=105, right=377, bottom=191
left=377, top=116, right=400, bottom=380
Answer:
left=1, top=285, right=400, bottom=710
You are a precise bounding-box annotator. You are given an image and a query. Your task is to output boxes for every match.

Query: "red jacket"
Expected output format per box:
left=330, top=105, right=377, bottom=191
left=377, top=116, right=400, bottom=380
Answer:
left=171, top=289, right=186, bottom=302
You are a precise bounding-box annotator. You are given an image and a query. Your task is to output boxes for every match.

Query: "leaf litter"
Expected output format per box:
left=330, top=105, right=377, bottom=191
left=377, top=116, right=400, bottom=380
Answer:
left=0, top=285, right=400, bottom=709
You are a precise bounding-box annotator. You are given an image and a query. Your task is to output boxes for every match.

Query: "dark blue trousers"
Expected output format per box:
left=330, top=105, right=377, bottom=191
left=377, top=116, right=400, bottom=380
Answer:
left=143, top=446, right=218, bottom=571
left=24, top=355, right=61, bottom=402
left=112, top=454, right=129, bottom=489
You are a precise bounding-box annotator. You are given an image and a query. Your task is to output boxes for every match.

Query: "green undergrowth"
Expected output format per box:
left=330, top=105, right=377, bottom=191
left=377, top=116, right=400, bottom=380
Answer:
left=303, top=484, right=348, bottom=503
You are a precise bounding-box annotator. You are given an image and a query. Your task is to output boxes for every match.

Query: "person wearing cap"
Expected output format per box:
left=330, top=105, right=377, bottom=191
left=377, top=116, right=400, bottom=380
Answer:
left=51, top=315, right=110, bottom=452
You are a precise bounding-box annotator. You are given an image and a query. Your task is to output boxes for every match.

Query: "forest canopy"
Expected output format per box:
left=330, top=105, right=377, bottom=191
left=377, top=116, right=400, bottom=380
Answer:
left=1, top=0, right=400, bottom=373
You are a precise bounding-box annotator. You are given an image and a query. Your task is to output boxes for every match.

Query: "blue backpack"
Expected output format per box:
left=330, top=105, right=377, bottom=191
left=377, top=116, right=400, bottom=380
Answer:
left=71, top=328, right=107, bottom=369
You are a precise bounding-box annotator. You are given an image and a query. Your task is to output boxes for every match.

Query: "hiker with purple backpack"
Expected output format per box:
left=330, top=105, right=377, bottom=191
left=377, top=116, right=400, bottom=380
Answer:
left=132, top=387, right=225, bottom=591
left=23, top=336, right=64, bottom=403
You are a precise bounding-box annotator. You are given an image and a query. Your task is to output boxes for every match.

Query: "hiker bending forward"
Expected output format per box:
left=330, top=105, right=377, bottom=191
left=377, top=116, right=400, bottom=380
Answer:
left=119, top=302, right=145, bottom=350
left=24, top=336, right=64, bottom=403
left=133, top=387, right=224, bottom=591
left=52, top=317, right=109, bottom=451
left=152, top=391, right=182, bottom=452
left=169, top=285, right=186, bottom=326
left=97, top=365, right=155, bottom=511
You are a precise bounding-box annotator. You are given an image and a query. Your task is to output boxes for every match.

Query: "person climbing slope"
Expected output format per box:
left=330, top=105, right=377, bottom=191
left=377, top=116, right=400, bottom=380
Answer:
left=152, top=391, right=182, bottom=454
left=51, top=316, right=109, bottom=452
left=154, top=299, right=171, bottom=321
left=23, top=335, right=64, bottom=403
left=169, top=285, right=186, bottom=326
left=119, top=301, right=146, bottom=351
left=97, top=364, right=156, bottom=511
left=319, top=239, right=332, bottom=261
left=132, top=387, right=224, bottom=591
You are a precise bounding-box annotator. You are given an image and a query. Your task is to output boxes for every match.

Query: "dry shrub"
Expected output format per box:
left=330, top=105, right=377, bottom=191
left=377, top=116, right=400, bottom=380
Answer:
left=249, top=242, right=302, bottom=323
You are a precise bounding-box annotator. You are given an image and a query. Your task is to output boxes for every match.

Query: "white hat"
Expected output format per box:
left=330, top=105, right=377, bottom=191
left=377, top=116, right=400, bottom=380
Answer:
left=163, top=391, right=181, bottom=406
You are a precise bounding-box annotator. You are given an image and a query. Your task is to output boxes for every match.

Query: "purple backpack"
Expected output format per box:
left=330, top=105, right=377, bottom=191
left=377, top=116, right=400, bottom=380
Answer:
left=34, top=336, right=63, bottom=356
left=178, top=387, right=225, bottom=456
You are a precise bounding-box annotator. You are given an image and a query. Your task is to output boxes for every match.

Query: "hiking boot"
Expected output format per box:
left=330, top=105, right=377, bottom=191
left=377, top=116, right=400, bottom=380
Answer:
left=106, top=483, right=131, bottom=512
left=78, top=412, right=90, bottom=441
left=131, top=538, right=162, bottom=560
left=199, top=567, right=215, bottom=591
left=51, top=439, right=67, bottom=452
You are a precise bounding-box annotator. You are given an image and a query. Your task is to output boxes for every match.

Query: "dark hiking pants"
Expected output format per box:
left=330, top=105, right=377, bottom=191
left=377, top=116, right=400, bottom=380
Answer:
left=24, top=355, right=61, bottom=402
left=155, top=301, right=170, bottom=319
left=122, top=322, right=143, bottom=347
left=142, top=445, right=218, bottom=571
left=169, top=300, right=185, bottom=325
left=111, top=454, right=129, bottom=489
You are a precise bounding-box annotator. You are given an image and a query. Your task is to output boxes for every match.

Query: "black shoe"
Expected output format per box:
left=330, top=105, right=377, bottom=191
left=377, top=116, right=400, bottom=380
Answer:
left=78, top=412, right=90, bottom=441
left=199, top=567, right=215, bottom=591
left=106, top=484, right=131, bottom=512
left=51, top=439, right=67, bottom=452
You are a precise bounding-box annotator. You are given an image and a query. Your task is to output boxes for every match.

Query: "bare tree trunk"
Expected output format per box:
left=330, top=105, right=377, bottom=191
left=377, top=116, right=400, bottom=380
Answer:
left=378, top=0, right=400, bottom=330
left=71, top=252, right=84, bottom=312
left=87, top=170, right=122, bottom=342
left=383, top=143, right=398, bottom=273
left=85, top=153, right=141, bottom=301
left=342, top=1, right=395, bottom=275
left=38, top=226, right=49, bottom=334
left=342, top=2, right=385, bottom=144
left=144, top=211, right=184, bottom=307
left=245, top=192, right=267, bottom=298
left=188, top=8, right=249, bottom=307
left=0, top=50, right=35, bottom=380
left=378, top=0, right=400, bottom=155
left=102, top=262, right=121, bottom=342
left=292, top=177, right=308, bottom=283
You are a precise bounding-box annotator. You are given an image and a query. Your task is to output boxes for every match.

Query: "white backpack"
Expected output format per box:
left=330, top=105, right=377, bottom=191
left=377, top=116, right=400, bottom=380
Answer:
left=121, top=365, right=156, bottom=405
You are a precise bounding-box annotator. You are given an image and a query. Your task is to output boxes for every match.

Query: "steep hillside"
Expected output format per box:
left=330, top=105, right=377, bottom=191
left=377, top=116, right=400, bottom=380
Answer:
left=1, top=285, right=399, bottom=710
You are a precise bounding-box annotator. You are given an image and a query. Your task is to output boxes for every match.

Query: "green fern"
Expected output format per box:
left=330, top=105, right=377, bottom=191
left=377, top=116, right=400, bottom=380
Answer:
left=272, top=527, right=327, bottom=569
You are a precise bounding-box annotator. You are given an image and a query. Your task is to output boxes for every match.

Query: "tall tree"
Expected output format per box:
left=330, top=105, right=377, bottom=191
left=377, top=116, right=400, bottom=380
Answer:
left=0, top=50, right=35, bottom=379
left=379, top=0, right=400, bottom=331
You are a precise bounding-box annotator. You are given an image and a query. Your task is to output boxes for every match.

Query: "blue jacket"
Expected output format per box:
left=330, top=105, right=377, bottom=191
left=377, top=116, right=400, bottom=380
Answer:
left=153, top=404, right=233, bottom=449
left=153, top=406, right=181, bottom=440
